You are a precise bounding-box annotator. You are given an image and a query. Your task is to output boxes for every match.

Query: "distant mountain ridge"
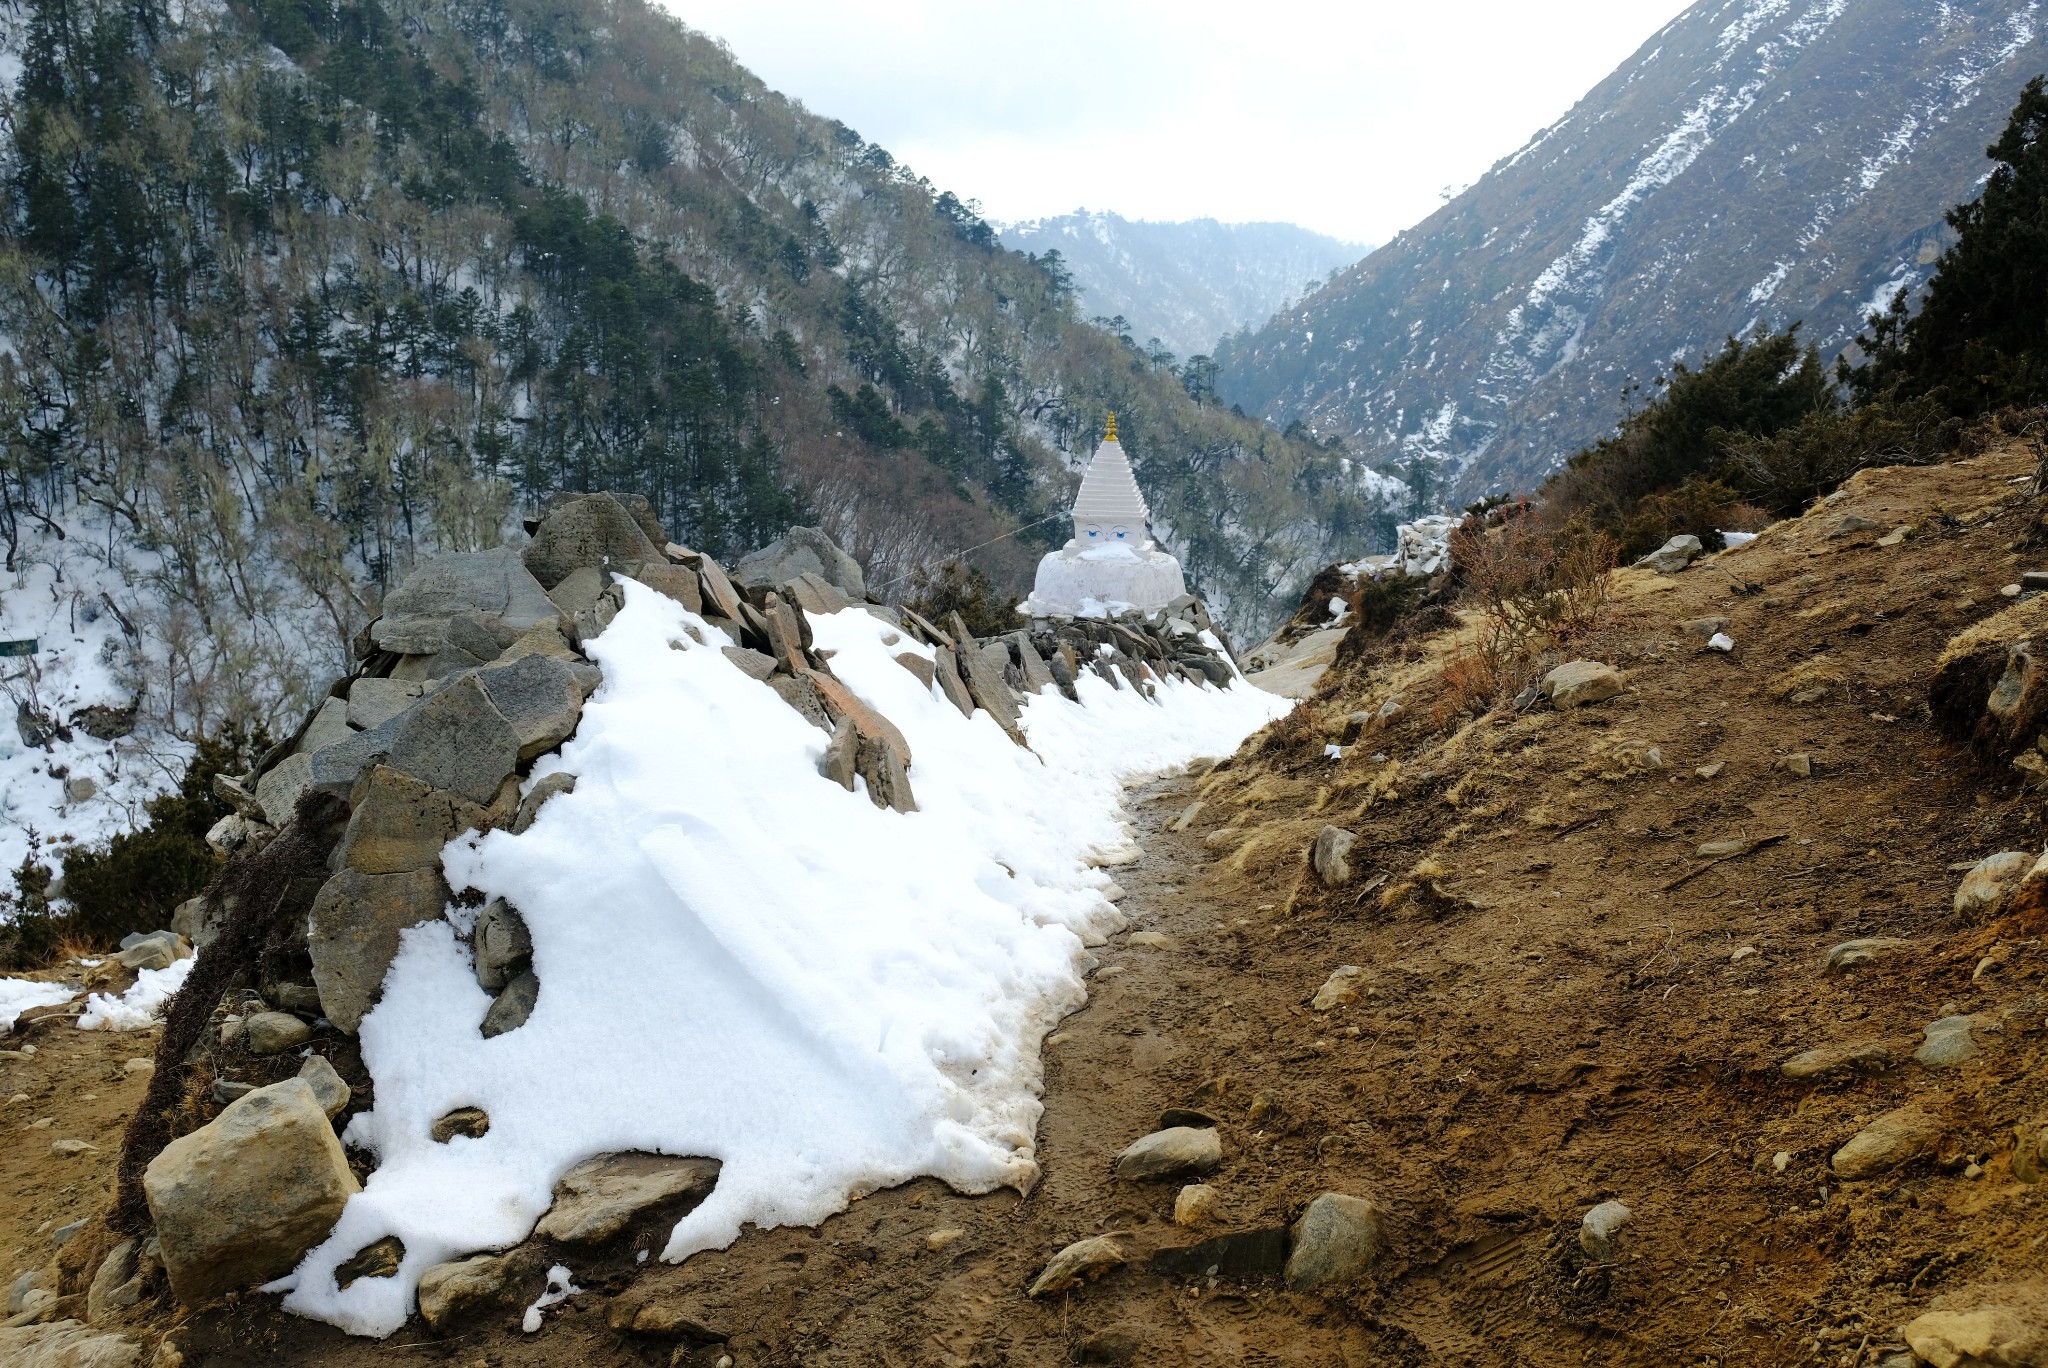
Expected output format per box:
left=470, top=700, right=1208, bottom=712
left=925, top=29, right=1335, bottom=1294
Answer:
left=998, top=212, right=1363, bottom=360
left=1216, top=0, right=2048, bottom=500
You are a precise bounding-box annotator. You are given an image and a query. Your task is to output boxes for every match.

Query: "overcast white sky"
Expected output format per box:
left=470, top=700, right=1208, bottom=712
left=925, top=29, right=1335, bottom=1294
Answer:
left=666, top=1, right=1696, bottom=245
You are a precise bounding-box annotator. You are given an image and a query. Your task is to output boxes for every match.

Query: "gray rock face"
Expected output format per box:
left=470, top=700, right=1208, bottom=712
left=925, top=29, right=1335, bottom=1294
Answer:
left=1578, top=1199, right=1632, bottom=1261
left=1543, top=660, right=1625, bottom=708
left=244, top=1011, right=311, bottom=1055
left=416, top=1247, right=548, bottom=1333
left=143, top=1078, right=360, bottom=1306
left=780, top=571, right=850, bottom=615
left=618, top=560, right=703, bottom=615
left=1831, top=1106, right=1944, bottom=1179
left=821, top=718, right=858, bottom=792
left=1956, top=851, right=2034, bottom=919
left=1311, top=826, right=1355, bottom=885
left=720, top=646, right=778, bottom=682
left=932, top=646, right=975, bottom=717
left=378, top=547, right=558, bottom=635
left=347, top=678, right=425, bottom=731
left=1635, top=534, right=1704, bottom=574
left=1008, top=633, right=1058, bottom=695
left=298, top=1055, right=351, bottom=1118
left=512, top=773, right=576, bottom=835
left=113, top=930, right=188, bottom=972
left=334, top=765, right=489, bottom=876
left=255, top=751, right=314, bottom=828
left=308, top=867, right=451, bottom=1033
left=299, top=695, right=353, bottom=756
left=769, top=674, right=832, bottom=733
left=522, top=494, right=662, bottom=590
left=1026, top=1235, right=1125, bottom=1298
left=956, top=638, right=1027, bottom=745
left=85, top=1237, right=144, bottom=1323
left=1780, top=1041, right=1892, bottom=1080
left=854, top=734, right=917, bottom=813
left=1915, top=1015, right=1983, bottom=1069
left=1112, top=1126, right=1223, bottom=1181
left=734, top=526, right=866, bottom=599
left=1284, top=1193, right=1387, bottom=1292
left=0, top=1321, right=142, bottom=1367
left=533, top=1152, right=722, bottom=1244
left=545, top=565, right=607, bottom=618
left=384, top=676, right=522, bottom=804
left=473, top=899, right=533, bottom=993
left=306, top=717, right=402, bottom=800
left=481, top=970, right=539, bottom=1038
left=476, top=654, right=585, bottom=761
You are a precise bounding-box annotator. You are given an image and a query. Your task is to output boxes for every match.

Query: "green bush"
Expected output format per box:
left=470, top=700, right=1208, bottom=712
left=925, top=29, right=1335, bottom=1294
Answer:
left=1853, top=77, right=2048, bottom=416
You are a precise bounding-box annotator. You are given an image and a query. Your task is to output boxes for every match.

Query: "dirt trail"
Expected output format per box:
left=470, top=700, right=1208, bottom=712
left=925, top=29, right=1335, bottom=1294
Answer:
left=13, top=444, right=2048, bottom=1365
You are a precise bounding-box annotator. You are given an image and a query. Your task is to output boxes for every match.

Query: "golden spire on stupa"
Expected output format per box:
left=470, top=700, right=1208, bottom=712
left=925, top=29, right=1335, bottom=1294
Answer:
left=1103, top=411, right=1118, bottom=442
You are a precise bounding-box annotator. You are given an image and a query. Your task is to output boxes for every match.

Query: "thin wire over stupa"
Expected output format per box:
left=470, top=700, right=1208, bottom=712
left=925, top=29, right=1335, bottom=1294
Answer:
left=1022, top=413, right=1187, bottom=618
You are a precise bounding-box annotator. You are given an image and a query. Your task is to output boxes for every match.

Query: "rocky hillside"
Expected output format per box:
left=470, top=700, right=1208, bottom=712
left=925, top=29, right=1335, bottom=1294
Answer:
left=1216, top=0, right=2048, bottom=500
left=11, top=435, right=2048, bottom=1364
left=997, top=212, right=1364, bottom=361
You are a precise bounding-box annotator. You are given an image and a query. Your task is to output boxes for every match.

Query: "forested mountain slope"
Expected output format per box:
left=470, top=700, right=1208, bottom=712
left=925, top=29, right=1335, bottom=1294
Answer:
left=1216, top=0, right=2048, bottom=500
left=996, top=212, right=1363, bottom=362
left=0, top=0, right=1398, bottom=739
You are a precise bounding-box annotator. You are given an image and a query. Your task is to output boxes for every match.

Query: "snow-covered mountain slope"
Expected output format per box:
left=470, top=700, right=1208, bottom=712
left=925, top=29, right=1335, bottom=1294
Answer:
left=998, top=213, right=1364, bottom=360
left=1216, top=0, right=2047, bottom=499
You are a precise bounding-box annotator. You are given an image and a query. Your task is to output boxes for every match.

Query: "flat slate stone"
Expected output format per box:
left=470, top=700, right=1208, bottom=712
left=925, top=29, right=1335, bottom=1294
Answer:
left=534, top=1152, right=722, bottom=1245
left=476, top=654, right=584, bottom=761
left=385, top=676, right=522, bottom=804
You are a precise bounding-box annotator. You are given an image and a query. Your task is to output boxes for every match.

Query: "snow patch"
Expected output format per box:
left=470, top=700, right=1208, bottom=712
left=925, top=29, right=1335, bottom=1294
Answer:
left=0, top=976, right=76, bottom=1032
left=277, top=583, right=1290, bottom=1337
left=77, top=956, right=194, bottom=1031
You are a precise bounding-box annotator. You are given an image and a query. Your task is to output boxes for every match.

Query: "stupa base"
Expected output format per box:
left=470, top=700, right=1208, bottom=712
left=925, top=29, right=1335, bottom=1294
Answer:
left=1023, top=544, right=1187, bottom=619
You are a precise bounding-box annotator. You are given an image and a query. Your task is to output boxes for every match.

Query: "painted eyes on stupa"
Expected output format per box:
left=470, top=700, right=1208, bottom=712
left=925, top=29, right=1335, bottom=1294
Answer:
left=1112, top=527, right=1130, bottom=540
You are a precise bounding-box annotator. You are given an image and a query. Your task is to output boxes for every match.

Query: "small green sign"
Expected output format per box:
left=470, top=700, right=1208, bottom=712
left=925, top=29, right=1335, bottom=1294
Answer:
left=0, top=639, right=38, bottom=657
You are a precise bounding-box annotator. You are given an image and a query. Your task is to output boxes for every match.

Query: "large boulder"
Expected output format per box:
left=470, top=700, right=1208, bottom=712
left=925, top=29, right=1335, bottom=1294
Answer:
left=475, top=654, right=585, bottom=761
left=1283, top=1193, right=1387, bottom=1292
left=371, top=548, right=558, bottom=654
left=1112, top=1127, right=1222, bottom=1181
left=1634, top=534, right=1703, bottom=574
left=143, top=1078, right=360, bottom=1306
left=1543, top=660, right=1626, bottom=708
left=523, top=494, right=662, bottom=591
left=417, top=1248, right=549, bottom=1333
left=1831, top=1106, right=1945, bottom=1180
left=1956, top=850, right=2035, bottom=920
left=333, top=766, right=489, bottom=876
left=383, top=676, right=523, bottom=805
left=734, top=527, right=866, bottom=600
left=308, top=867, right=451, bottom=1032
left=533, top=1152, right=722, bottom=1245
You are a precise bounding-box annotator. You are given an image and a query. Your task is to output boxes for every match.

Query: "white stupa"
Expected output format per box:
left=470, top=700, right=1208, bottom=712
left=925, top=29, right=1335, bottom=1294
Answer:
left=1024, top=414, right=1187, bottom=618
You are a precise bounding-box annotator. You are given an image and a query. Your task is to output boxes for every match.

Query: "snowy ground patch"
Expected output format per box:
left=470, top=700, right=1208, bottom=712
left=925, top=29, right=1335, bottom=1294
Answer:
left=280, top=583, right=1290, bottom=1336
left=76, top=956, right=195, bottom=1030
left=0, top=975, right=75, bottom=1031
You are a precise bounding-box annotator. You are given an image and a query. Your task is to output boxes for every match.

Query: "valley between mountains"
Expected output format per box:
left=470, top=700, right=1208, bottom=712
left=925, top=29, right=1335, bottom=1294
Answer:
left=9, top=439, right=2048, bottom=1365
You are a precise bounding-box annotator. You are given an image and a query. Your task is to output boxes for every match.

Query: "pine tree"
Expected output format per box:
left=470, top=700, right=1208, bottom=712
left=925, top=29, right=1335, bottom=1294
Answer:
left=1853, top=76, right=2048, bottom=413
